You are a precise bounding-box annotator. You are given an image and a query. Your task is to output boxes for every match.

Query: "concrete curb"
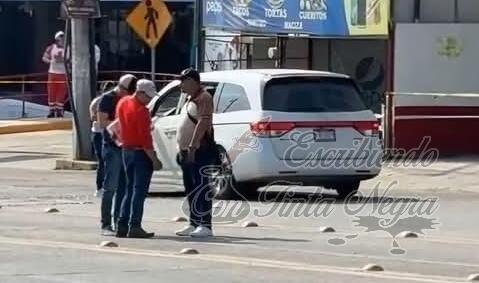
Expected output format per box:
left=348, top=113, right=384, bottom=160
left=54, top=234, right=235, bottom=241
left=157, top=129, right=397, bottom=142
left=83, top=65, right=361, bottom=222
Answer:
left=0, top=119, right=72, bottom=135
left=55, top=159, right=97, bottom=170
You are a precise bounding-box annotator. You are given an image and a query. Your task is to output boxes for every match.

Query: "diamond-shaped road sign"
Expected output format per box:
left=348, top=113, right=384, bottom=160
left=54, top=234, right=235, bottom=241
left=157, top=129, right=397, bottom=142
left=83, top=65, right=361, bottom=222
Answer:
left=126, top=0, right=172, bottom=49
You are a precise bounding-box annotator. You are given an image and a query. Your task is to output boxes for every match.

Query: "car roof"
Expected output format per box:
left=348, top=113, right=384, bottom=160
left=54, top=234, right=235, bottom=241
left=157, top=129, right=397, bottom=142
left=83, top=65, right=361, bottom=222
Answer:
left=200, top=69, right=350, bottom=82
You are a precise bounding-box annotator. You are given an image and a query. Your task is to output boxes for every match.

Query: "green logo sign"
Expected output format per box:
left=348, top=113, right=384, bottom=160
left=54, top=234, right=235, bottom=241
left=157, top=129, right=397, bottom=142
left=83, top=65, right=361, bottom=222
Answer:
left=437, top=35, right=463, bottom=59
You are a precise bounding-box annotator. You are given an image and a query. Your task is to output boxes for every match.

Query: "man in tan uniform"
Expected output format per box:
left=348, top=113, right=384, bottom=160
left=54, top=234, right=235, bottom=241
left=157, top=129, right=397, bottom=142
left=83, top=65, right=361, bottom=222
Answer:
left=175, top=68, right=215, bottom=238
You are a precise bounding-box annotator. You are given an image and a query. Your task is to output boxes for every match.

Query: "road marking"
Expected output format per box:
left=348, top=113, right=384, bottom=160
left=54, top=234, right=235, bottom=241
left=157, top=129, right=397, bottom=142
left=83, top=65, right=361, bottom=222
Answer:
left=214, top=239, right=479, bottom=269
left=6, top=208, right=479, bottom=246
left=0, top=236, right=467, bottom=283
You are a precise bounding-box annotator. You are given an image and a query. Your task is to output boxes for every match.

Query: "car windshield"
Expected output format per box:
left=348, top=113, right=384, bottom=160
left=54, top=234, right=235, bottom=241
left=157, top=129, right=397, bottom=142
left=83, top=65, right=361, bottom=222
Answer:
left=263, top=77, right=367, bottom=113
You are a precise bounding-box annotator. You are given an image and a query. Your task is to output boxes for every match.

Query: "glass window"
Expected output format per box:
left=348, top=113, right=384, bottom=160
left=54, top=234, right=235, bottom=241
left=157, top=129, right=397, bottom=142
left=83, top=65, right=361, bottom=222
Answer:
left=458, top=0, right=479, bottom=22
left=216, top=83, right=251, bottom=113
left=203, top=83, right=219, bottom=97
left=420, top=0, right=455, bottom=22
left=153, top=87, right=181, bottom=117
left=176, top=82, right=219, bottom=111
left=263, top=77, right=367, bottom=113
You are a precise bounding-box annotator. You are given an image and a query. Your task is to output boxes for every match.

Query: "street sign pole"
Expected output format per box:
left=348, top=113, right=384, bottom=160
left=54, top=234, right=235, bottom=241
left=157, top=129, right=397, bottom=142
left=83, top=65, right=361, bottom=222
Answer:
left=126, top=0, right=171, bottom=76
left=151, top=47, right=156, bottom=82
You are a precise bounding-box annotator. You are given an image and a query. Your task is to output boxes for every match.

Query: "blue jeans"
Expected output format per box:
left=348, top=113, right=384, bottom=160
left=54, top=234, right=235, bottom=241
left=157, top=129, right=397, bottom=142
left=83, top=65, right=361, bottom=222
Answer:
left=91, top=132, right=104, bottom=191
left=101, top=143, right=126, bottom=229
left=118, top=149, right=153, bottom=229
left=180, top=147, right=214, bottom=229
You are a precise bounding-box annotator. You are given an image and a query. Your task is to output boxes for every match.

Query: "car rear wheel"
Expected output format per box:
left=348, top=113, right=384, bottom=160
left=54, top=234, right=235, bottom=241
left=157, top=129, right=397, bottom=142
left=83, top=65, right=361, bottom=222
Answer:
left=209, top=147, right=257, bottom=200
left=332, top=181, right=360, bottom=199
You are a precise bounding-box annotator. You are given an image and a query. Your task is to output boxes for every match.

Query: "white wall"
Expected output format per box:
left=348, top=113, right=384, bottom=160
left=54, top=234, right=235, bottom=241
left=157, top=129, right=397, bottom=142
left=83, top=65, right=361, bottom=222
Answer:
left=394, top=23, right=479, bottom=93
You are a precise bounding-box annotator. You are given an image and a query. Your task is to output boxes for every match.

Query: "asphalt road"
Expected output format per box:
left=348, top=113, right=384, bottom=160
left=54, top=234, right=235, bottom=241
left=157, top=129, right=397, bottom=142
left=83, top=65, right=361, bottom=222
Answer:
left=0, top=131, right=478, bottom=283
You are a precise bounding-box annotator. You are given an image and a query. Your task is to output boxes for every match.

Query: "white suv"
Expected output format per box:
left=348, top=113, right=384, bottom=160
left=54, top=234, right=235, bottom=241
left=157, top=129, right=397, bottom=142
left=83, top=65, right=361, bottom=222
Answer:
left=150, top=69, right=382, bottom=199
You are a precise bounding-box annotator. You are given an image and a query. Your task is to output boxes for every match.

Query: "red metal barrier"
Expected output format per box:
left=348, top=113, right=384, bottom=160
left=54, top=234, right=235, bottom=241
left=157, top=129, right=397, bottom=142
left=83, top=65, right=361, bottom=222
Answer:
left=387, top=92, right=479, bottom=156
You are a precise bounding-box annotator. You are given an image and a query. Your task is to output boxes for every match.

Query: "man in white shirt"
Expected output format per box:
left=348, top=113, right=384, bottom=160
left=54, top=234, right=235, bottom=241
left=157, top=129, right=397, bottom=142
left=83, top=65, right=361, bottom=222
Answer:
left=42, top=31, right=67, bottom=118
left=90, top=95, right=104, bottom=197
left=94, top=44, right=101, bottom=75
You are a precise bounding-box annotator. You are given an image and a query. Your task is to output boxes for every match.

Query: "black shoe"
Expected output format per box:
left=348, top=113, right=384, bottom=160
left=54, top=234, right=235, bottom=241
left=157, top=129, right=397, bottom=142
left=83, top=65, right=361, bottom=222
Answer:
left=56, top=109, right=64, bottom=118
left=127, top=227, right=155, bottom=239
left=47, top=110, right=55, bottom=118
left=115, top=225, right=128, bottom=238
left=101, top=226, right=115, bottom=236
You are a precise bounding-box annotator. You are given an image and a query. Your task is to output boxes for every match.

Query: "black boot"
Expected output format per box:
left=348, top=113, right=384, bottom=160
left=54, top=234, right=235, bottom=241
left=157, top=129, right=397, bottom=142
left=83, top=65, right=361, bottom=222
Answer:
left=47, top=109, right=55, bottom=118
left=115, top=224, right=128, bottom=238
left=127, top=227, right=155, bottom=239
left=56, top=109, right=64, bottom=118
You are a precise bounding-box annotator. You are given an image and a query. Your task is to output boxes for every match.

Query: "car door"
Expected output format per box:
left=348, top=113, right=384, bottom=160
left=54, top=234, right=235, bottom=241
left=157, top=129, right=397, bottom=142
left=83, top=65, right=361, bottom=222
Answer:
left=213, top=82, right=254, bottom=157
left=150, top=82, right=183, bottom=172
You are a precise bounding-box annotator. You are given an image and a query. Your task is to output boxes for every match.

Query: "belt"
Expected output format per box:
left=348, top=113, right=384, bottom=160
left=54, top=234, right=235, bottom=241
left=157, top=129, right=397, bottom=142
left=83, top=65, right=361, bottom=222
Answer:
left=122, top=146, right=144, bottom=150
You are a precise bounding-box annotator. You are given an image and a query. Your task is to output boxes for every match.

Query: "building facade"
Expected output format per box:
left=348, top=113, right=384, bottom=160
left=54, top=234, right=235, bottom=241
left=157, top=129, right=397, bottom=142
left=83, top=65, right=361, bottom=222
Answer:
left=0, top=0, right=195, bottom=77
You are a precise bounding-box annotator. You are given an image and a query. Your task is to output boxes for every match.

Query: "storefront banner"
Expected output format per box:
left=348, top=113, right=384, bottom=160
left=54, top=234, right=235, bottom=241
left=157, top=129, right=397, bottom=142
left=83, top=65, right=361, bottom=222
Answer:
left=203, top=0, right=389, bottom=36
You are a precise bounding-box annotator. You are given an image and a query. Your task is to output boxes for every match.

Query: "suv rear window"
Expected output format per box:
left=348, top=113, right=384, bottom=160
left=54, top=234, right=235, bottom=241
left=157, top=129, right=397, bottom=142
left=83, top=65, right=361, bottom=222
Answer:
left=263, top=77, right=367, bottom=112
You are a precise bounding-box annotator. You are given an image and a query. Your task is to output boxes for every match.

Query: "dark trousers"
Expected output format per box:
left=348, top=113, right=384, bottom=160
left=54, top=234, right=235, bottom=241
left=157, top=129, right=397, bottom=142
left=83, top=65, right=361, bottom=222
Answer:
left=101, top=143, right=126, bottom=229
left=91, top=132, right=104, bottom=191
left=180, top=147, right=214, bottom=229
left=118, top=149, right=153, bottom=229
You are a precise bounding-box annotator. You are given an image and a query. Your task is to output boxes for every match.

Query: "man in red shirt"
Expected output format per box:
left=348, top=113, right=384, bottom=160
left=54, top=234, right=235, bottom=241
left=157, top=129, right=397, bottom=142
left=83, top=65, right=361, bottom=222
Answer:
left=115, top=79, right=161, bottom=238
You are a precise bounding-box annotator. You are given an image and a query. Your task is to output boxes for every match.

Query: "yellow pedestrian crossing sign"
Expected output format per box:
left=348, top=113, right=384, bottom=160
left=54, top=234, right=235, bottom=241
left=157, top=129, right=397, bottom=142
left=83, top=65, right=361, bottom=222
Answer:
left=126, top=0, right=172, bottom=49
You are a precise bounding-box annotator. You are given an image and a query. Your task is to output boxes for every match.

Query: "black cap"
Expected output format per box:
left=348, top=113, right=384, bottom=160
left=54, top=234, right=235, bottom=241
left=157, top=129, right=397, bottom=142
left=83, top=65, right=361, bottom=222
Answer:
left=180, top=68, right=201, bottom=82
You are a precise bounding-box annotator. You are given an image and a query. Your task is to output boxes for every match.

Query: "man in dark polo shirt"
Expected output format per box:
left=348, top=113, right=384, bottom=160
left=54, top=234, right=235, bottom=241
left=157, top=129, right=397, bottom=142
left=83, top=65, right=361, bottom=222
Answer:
left=115, top=79, right=162, bottom=238
left=97, top=74, right=137, bottom=236
left=175, top=68, right=215, bottom=238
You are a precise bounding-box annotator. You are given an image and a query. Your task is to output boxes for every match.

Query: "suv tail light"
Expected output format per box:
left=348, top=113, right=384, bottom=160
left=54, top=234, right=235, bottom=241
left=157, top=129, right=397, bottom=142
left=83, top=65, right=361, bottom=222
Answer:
left=250, top=121, right=295, bottom=137
left=354, top=121, right=379, bottom=136
left=250, top=120, right=379, bottom=137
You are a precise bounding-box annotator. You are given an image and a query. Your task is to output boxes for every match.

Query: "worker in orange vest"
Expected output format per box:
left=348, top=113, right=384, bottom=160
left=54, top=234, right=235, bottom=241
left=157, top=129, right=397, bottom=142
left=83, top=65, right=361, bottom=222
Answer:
left=42, top=31, right=67, bottom=118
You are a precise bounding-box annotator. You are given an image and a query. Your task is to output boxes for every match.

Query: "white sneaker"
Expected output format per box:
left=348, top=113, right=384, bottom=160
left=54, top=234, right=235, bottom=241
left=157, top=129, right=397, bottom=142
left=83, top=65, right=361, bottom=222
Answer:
left=94, top=189, right=103, bottom=198
left=175, top=225, right=196, bottom=236
left=190, top=226, right=213, bottom=238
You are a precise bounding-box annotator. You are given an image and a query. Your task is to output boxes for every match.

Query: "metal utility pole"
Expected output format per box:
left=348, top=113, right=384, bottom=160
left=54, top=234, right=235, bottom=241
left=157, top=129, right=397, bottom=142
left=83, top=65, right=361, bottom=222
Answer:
left=89, top=18, right=97, bottom=101
left=62, top=0, right=100, bottom=160
left=71, top=18, right=93, bottom=160
left=193, top=0, right=204, bottom=70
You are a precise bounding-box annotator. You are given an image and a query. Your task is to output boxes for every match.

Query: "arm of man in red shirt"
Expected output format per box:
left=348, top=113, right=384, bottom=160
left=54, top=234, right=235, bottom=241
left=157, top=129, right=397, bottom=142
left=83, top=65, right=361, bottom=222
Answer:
left=137, top=107, right=162, bottom=170
left=137, top=107, right=153, bottom=150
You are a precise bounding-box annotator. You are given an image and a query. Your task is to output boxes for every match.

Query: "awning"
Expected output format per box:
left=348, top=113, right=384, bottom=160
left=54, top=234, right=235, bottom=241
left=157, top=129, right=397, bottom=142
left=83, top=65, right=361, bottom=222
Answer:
left=1, top=0, right=193, bottom=2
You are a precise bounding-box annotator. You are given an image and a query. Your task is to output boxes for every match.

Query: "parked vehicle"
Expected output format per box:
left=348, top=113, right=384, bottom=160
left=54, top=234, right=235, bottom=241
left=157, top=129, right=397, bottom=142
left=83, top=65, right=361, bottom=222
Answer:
left=149, top=69, right=382, bottom=199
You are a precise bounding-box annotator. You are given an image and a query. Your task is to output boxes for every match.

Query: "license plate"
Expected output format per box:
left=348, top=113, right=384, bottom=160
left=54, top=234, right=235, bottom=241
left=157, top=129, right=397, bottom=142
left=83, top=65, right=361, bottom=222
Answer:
left=313, top=129, right=336, bottom=142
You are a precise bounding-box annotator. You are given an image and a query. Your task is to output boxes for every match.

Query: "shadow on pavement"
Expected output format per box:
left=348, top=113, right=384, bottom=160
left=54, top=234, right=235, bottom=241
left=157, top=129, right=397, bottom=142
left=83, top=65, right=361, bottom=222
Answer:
left=153, top=235, right=309, bottom=245
left=148, top=188, right=422, bottom=205
left=244, top=190, right=423, bottom=205
left=148, top=191, right=185, bottom=198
